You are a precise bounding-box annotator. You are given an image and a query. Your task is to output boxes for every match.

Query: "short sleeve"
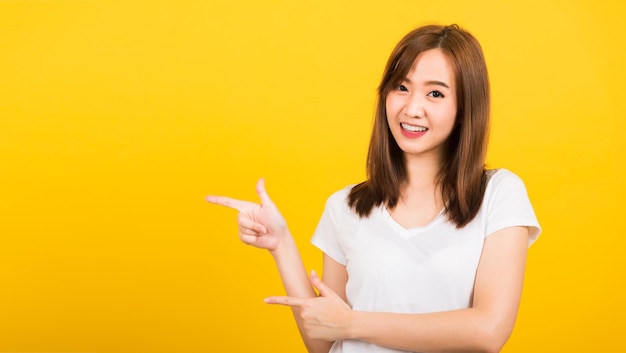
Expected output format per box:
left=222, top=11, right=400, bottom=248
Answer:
left=310, top=187, right=354, bottom=265
left=484, top=169, right=541, bottom=246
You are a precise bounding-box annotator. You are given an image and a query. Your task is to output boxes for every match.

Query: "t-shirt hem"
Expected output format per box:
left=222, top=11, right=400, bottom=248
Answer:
left=486, top=218, right=541, bottom=247
left=311, top=236, right=348, bottom=265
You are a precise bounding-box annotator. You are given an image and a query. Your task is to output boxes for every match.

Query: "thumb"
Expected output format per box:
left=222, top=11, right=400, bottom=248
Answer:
left=309, top=270, right=336, bottom=298
left=256, top=178, right=275, bottom=207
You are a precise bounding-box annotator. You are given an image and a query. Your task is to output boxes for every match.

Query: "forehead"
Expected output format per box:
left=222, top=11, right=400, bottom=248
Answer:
left=407, top=48, right=455, bottom=86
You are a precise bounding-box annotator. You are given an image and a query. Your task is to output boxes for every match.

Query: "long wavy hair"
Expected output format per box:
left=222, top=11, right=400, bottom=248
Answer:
left=347, top=24, right=490, bottom=228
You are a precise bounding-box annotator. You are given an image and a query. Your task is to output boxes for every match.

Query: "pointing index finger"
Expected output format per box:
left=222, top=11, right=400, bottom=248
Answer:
left=264, top=296, right=305, bottom=307
left=206, top=195, right=249, bottom=212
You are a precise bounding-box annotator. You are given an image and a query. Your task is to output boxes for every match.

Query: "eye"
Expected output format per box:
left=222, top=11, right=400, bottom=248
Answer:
left=397, top=84, right=409, bottom=92
left=428, top=90, right=445, bottom=98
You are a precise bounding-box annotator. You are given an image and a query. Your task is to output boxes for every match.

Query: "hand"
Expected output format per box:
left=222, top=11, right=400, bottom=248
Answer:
left=265, top=270, right=353, bottom=341
left=206, top=178, right=288, bottom=252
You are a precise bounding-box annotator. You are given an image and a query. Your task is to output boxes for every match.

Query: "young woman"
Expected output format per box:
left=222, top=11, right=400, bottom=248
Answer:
left=207, top=24, right=541, bottom=353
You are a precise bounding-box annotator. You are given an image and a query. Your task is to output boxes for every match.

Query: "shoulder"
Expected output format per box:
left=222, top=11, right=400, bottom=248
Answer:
left=482, top=168, right=536, bottom=219
left=322, top=184, right=360, bottom=218
left=327, top=185, right=354, bottom=203
left=324, top=185, right=355, bottom=211
left=485, top=168, right=528, bottom=194
left=487, top=168, right=523, bottom=184
left=482, top=168, right=541, bottom=243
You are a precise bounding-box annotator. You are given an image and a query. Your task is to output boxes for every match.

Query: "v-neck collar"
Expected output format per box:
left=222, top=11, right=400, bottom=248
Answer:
left=380, top=206, right=445, bottom=237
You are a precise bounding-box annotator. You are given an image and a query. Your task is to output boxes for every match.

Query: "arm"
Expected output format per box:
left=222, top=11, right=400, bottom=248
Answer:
left=269, top=234, right=334, bottom=353
left=267, top=226, right=530, bottom=353
left=348, top=226, right=529, bottom=352
left=321, top=253, right=348, bottom=303
left=207, top=179, right=332, bottom=353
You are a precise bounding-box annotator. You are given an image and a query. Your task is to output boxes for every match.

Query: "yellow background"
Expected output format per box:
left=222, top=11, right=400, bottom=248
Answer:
left=1, top=0, right=624, bottom=352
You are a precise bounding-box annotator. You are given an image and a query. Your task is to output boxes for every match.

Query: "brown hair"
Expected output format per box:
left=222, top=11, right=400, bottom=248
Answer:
left=347, top=24, right=490, bottom=228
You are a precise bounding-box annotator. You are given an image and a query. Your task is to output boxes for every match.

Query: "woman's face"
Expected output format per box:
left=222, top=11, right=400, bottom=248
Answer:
left=385, top=48, right=458, bottom=162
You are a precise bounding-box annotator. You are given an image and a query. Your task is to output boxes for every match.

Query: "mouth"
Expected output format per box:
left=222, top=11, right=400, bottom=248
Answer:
left=401, top=123, right=428, bottom=132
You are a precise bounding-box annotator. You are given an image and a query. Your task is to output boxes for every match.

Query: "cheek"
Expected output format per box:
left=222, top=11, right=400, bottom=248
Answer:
left=385, top=96, right=400, bottom=118
left=443, top=102, right=458, bottom=126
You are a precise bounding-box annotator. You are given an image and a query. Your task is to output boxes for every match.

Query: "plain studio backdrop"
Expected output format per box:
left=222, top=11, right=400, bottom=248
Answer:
left=0, top=1, right=624, bottom=352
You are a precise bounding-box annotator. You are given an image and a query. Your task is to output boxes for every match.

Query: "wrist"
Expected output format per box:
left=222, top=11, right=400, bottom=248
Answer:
left=269, top=230, right=295, bottom=257
left=344, top=309, right=361, bottom=340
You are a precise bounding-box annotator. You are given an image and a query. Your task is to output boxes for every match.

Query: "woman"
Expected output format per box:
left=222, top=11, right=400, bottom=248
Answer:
left=207, top=24, right=540, bottom=353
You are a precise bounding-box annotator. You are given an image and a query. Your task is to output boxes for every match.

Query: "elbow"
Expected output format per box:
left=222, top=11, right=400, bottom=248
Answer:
left=303, top=339, right=332, bottom=353
left=473, top=319, right=514, bottom=353
left=480, top=342, right=506, bottom=353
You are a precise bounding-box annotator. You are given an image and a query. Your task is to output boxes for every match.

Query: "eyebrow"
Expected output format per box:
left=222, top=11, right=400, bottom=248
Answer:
left=402, top=77, right=450, bottom=89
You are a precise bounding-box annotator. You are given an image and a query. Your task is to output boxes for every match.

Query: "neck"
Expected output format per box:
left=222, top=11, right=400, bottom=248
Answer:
left=392, top=153, right=446, bottom=219
left=399, top=152, right=445, bottom=209
left=403, top=153, right=442, bottom=190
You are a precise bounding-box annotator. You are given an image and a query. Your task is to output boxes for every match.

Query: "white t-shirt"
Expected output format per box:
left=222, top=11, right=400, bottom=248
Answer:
left=311, top=169, right=541, bottom=353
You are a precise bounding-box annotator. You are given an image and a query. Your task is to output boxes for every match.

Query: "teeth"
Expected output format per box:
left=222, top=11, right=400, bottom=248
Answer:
left=401, top=123, right=427, bottom=132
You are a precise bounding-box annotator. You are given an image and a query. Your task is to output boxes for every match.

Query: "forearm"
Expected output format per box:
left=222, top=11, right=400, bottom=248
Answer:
left=347, top=308, right=512, bottom=353
left=270, top=234, right=316, bottom=298
left=270, top=233, right=333, bottom=353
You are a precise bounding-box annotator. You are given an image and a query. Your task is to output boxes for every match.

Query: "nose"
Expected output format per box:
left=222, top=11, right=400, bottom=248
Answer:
left=403, top=93, right=425, bottom=118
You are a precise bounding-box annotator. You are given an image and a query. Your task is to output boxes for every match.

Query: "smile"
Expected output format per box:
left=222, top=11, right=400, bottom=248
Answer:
left=401, top=123, right=428, bottom=132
